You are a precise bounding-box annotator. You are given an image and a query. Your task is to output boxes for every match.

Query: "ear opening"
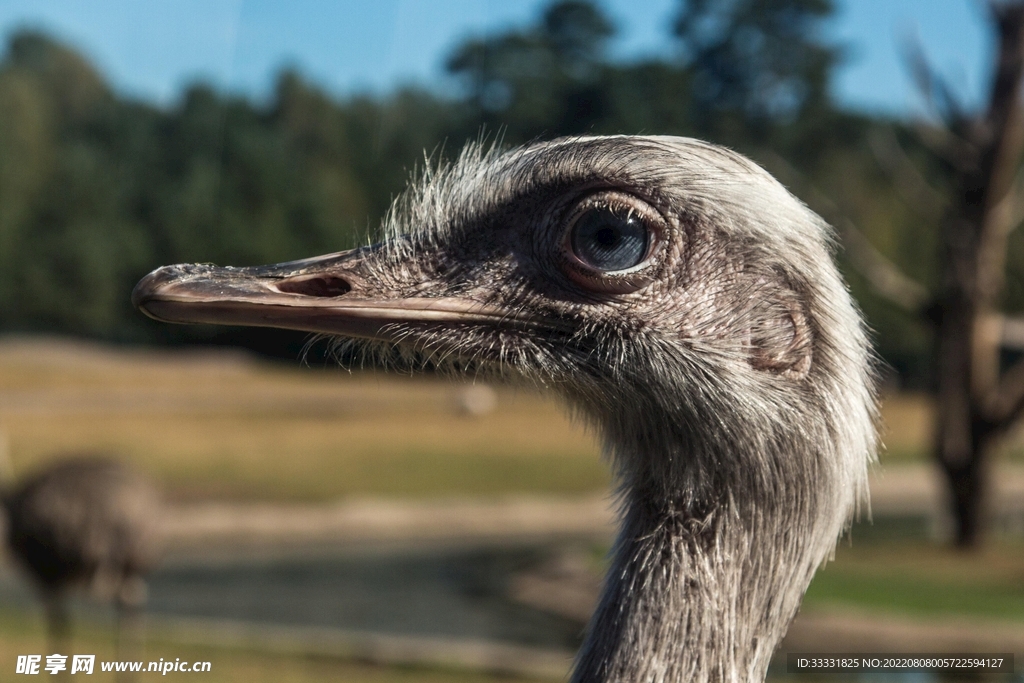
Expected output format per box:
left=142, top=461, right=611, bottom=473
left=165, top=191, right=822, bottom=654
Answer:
left=747, top=289, right=813, bottom=379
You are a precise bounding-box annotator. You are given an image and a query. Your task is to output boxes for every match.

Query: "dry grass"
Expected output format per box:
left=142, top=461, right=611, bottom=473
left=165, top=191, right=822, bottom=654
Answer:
left=6, top=335, right=1020, bottom=500
left=0, top=337, right=606, bottom=501
left=878, top=390, right=1024, bottom=463
left=877, top=392, right=932, bottom=462
left=0, top=608, right=555, bottom=683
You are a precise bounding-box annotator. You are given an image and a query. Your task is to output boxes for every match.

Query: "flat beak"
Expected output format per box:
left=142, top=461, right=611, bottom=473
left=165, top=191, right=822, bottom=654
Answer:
left=132, top=248, right=537, bottom=341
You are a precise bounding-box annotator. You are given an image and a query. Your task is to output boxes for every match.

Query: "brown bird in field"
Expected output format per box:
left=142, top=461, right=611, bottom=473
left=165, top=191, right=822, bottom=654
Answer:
left=2, top=457, right=162, bottom=661
left=133, top=136, right=876, bottom=682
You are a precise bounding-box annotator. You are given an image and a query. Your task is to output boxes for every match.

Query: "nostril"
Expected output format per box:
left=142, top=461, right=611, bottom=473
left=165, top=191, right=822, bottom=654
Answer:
left=277, top=275, right=352, bottom=297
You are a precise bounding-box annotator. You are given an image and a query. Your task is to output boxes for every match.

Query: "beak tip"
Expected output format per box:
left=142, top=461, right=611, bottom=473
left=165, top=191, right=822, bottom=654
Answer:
left=132, top=265, right=189, bottom=317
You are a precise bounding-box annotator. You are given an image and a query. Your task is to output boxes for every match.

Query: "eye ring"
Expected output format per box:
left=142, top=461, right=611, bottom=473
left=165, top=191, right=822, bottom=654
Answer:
left=559, top=191, right=667, bottom=294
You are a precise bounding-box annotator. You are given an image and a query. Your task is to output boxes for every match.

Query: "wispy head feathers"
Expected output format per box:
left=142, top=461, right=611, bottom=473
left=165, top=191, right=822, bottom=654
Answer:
left=329, top=136, right=876, bottom=682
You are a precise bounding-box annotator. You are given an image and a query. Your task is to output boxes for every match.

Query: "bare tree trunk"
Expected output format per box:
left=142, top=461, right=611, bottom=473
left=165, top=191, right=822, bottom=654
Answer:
left=932, top=2, right=1024, bottom=547
left=777, top=4, right=1024, bottom=548
left=934, top=292, right=982, bottom=545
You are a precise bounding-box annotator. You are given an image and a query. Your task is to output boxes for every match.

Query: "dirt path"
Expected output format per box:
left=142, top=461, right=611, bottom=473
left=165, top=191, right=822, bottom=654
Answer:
left=155, top=468, right=1024, bottom=658
left=160, top=463, right=1024, bottom=547
left=161, top=495, right=616, bottom=549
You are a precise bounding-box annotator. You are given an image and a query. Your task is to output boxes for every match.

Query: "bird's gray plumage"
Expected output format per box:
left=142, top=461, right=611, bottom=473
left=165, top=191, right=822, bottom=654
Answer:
left=133, top=135, right=877, bottom=682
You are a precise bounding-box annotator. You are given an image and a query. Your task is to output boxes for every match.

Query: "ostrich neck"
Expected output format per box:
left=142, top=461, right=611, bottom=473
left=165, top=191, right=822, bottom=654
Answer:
left=571, top=440, right=825, bottom=683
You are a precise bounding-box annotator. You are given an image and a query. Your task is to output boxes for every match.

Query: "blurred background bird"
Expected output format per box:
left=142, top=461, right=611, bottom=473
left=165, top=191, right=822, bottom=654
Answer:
left=1, top=440, right=162, bottom=668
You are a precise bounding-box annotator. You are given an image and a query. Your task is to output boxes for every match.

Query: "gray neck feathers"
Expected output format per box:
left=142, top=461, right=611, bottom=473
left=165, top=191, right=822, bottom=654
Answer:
left=567, top=350, right=868, bottom=683
left=573, top=454, right=825, bottom=683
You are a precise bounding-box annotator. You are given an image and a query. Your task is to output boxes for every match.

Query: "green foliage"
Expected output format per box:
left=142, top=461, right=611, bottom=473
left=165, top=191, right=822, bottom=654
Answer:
left=674, top=0, right=836, bottom=130
left=0, top=2, right=961, bottom=383
left=445, top=0, right=617, bottom=142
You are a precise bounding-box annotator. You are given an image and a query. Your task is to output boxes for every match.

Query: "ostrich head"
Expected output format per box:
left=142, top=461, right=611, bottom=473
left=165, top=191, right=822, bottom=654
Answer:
left=134, top=136, right=876, bottom=682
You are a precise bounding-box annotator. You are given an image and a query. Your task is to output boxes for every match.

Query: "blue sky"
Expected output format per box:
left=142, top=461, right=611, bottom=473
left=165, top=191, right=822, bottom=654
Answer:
left=0, top=0, right=992, bottom=117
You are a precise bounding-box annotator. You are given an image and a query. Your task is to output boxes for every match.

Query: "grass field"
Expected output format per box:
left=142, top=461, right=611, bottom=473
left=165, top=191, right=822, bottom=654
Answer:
left=0, top=609, right=557, bottom=683
left=4, top=335, right=1024, bottom=675
left=803, top=534, right=1024, bottom=622
left=0, top=337, right=607, bottom=501
left=4, top=538, right=1023, bottom=681
left=0, top=335, right=998, bottom=501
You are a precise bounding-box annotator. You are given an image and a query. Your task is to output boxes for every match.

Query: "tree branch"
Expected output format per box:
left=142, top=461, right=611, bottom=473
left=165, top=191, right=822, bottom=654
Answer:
left=901, top=31, right=982, bottom=173
left=984, top=163, right=1024, bottom=240
left=867, top=127, right=947, bottom=219
left=903, top=33, right=967, bottom=126
left=839, top=218, right=933, bottom=312
left=985, top=314, right=1024, bottom=426
left=762, top=152, right=932, bottom=313
left=910, top=121, right=979, bottom=170
left=1000, top=313, right=1024, bottom=348
left=975, top=2, right=1024, bottom=320
left=1005, top=166, right=1024, bottom=232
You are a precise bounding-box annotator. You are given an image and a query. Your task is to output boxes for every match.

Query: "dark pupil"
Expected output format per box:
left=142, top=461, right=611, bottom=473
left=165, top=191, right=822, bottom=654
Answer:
left=596, top=227, right=617, bottom=247
left=571, top=208, right=648, bottom=271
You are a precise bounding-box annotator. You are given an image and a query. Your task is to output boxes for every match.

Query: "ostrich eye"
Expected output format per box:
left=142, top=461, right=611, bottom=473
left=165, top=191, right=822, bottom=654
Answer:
left=570, top=207, right=649, bottom=272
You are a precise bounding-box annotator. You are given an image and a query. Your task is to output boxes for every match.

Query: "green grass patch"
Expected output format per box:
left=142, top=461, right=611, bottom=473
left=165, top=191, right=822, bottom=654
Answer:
left=803, top=539, right=1024, bottom=622
left=165, top=449, right=611, bottom=501
left=805, top=568, right=1024, bottom=621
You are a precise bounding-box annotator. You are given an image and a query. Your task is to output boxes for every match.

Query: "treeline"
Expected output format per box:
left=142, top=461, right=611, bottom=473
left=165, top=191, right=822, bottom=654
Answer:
left=0, top=0, right=971, bottom=382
